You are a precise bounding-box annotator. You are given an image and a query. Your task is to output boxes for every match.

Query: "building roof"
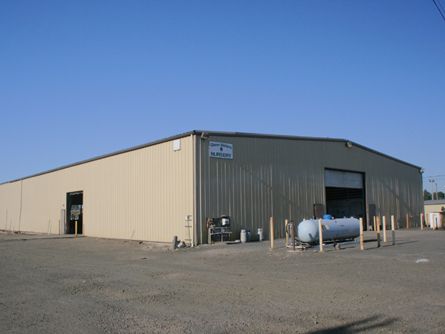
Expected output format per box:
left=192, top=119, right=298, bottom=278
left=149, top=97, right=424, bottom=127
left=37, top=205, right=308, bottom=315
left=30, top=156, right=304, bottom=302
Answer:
left=1, top=130, right=422, bottom=185
left=424, top=200, right=445, bottom=206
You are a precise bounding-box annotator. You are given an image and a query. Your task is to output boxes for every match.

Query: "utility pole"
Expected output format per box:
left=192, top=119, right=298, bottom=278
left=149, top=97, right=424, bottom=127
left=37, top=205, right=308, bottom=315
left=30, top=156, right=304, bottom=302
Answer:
left=429, top=178, right=436, bottom=200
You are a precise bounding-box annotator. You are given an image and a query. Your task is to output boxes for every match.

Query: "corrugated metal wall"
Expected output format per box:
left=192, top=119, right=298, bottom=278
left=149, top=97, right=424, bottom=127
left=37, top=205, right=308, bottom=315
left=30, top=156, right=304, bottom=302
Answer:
left=0, top=136, right=194, bottom=242
left=197, top=136, right=423, bottom=243
left=0, top=132, right=423, bottom=244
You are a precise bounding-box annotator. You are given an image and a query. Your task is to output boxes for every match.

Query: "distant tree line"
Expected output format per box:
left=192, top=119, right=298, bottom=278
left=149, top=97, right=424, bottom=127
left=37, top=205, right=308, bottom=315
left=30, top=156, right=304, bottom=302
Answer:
left=424, top=190, right=445, bottom=200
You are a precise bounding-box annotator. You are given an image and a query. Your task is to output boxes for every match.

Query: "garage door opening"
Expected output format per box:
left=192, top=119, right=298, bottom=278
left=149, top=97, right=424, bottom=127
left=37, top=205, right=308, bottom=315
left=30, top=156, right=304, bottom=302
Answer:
left=66, top=191, right=83, bottom=234
left=325, top=169, right=366, bottom=230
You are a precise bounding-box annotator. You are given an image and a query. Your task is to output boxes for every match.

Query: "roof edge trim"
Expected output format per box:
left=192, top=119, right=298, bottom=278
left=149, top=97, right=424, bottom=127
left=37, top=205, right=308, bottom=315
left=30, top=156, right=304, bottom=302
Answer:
left=1, top=130, right=421, bottom=185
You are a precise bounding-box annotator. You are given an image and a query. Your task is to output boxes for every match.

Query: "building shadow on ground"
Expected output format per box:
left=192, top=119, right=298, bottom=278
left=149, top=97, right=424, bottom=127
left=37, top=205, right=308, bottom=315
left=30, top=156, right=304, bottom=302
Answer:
left=305, top=315, right=398, bottom=334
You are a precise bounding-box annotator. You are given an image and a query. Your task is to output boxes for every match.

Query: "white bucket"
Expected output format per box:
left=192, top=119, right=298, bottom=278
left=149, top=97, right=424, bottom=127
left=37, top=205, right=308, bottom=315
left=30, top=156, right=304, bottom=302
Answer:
left=257, top=228, right=263, bottom=241
left=240, top=229, right=247, bottom=243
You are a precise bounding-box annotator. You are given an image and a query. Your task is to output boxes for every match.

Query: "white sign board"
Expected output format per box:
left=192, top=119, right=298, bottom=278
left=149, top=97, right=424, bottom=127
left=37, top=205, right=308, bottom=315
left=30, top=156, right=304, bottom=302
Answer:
left=172, top=139, right=181, bottom=151
left=209, top=141, right=233, bottom=159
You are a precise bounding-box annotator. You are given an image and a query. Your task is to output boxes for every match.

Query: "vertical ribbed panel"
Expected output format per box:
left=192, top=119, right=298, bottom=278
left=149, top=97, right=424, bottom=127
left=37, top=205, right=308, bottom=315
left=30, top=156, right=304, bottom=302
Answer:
left=0, top=137, right=193, bottom=242
left=198, top=136, right=422, bottom=242
left=0, top=134, right=423, bottom=244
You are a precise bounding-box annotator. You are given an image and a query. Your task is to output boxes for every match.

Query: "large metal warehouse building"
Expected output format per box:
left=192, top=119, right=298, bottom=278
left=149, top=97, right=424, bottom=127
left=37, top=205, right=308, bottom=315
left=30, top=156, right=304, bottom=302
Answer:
left=0, top=130, right=423, bottom=245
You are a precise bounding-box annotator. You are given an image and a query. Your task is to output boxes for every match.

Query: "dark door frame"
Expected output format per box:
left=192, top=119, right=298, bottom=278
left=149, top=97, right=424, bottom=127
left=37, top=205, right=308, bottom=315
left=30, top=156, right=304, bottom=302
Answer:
left=324, top=168, right=367, bottom=230
left=66, top=191, right=84, bottom=234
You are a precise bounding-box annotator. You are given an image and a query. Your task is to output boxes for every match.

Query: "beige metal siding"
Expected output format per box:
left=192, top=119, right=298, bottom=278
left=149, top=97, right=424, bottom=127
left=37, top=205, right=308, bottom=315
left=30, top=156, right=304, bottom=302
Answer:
left=424, top=203, right=445, bottom=225
left=0, top=181, right=22, bottom=232
left=425, top=204, right=445, bottom=214
left=198, top=136, right=423, bottom=242
left=0, top=137, right=194, bottom=242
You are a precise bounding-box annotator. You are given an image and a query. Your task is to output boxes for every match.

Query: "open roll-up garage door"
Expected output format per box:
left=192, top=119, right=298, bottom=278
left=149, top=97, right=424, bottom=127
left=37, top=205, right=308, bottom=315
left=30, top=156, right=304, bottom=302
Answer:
left=325, top=169, right=366, bottom=227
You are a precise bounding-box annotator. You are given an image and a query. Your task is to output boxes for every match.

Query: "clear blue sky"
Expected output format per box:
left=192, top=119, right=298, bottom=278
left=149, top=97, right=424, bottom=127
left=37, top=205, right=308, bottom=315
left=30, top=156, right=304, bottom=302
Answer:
left=1, top=1, right=444, bottom=191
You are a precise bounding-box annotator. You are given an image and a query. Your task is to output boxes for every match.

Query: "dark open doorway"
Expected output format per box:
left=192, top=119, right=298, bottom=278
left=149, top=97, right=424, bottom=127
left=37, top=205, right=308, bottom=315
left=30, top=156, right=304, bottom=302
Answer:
left=66, top=191, right=83, bottom=234
left=325, top=187, right=365, bottom=218
left=325, top=169, right=366, bottom=230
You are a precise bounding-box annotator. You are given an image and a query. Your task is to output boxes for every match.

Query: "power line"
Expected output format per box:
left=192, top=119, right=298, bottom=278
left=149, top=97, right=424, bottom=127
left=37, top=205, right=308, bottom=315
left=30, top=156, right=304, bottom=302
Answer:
left=437, top=0, right=445, bottom=13
left=434, top=0, right=445, bottom=17
left=432, top=0, right=445, bottom=23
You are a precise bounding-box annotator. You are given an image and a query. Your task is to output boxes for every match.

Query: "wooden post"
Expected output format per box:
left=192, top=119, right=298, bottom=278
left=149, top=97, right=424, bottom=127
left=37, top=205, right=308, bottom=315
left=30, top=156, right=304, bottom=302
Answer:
left=420, top=213, right=424, bottom=231
left=269, top=217, right=274, bottom=249
left=318, top=219, right=324, bottom=253
left=291, top=222, right=296, bottom=251
left=373, top=216, right=376, bottom=231
left=359, top=218, right=364, bottom=251
left=75, top=220, right=78, bottom=238
left=391, top=215, right=396, bottom=246
left=382, top=216, right=387, bottom=243
left=406, top=214, right=409, bottom=229
left=376, top=216, right=381, bottom=248
left=285, top=219, right=289, bottom=246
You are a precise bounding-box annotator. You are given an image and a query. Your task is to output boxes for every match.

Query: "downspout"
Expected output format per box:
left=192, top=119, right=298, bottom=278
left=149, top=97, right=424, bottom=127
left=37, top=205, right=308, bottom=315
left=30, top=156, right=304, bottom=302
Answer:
left=198, top=132, right=209, bottom=244
left=199, top=136, right=203, bottom=245
left=191, top=134, right=197, bottom=246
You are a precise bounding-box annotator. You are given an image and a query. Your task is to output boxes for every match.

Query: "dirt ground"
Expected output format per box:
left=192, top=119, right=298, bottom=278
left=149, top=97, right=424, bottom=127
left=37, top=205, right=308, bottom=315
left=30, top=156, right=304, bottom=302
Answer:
left=0, top=229, right=444, bottom=334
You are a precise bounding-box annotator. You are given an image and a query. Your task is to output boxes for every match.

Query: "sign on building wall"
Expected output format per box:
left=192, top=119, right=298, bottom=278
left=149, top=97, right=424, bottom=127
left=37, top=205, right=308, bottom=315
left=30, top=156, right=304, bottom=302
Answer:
left=209, top=141, right=233, bottom=159
left=172, top=139, right=181, bottom=151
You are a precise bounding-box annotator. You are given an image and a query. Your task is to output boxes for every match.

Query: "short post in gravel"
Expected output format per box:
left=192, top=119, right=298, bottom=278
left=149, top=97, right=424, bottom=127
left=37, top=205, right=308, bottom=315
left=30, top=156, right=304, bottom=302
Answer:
left=406, top=214, right=409, bottom=229
left=391, top=215, right=396, bottom=246
left=373, top=216, right=376, bottom=231
left=291, top=221, right=296, bottom=251
left=75, top=220, right=78, bottom=238
left=269, top=217, right=274, bottom=249
left=420, top=213, right=424, bottom=231
left=318, top=219, right=324, bottom=253
left=359, top=218, right=364, bottom=251
left=172, top=236, right=178, bottom=250
left=382, top=216, right=387, bottom=243
left=376, top=216, right=381, bottom=248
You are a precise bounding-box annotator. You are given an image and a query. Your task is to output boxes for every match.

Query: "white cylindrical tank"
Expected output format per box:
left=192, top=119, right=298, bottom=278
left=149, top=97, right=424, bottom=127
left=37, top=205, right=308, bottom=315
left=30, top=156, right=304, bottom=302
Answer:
left=257, top=228, right=263, bottom=241
left=297, top=218, right=360, bottom=243
left=240, top=229, right=247, bottom=243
